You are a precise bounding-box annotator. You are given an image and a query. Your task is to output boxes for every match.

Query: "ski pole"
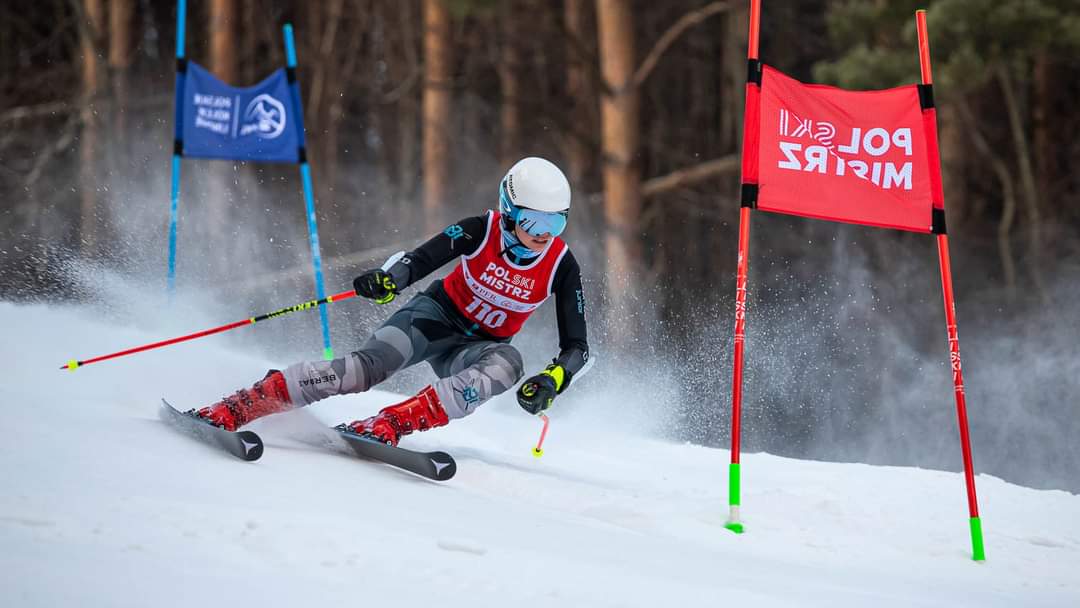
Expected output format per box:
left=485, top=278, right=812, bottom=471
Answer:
left=61, top=289, right=358, bottom=371
left=532, top=413, right=550, bottom=457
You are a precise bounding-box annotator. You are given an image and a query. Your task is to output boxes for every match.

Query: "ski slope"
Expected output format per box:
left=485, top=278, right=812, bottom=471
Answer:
left=2, top=300, right=1078, bottom=608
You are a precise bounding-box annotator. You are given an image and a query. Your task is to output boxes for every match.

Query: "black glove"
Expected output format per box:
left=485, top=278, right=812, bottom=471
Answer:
left=516, top=364, right=569, bottom=415
left=353, top=269, right=398, bottom=304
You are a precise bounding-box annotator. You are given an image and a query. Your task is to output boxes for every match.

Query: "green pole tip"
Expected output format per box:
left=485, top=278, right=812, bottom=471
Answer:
left=728, top=462, right=742, bottom=506
left=323, top=347, right=334, bottom=361
left=66, top=360, right=78, bottom=371
left=970, top=516, right=986, bottom=561
left=724, top=522, right=745, bottom=534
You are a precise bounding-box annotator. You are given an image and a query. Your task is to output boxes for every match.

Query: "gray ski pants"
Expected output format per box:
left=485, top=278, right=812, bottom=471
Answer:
left=281, top=293, right=524, bottom=419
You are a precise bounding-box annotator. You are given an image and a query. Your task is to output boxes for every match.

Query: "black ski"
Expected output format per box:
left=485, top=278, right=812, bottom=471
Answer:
left=159, top=399, right=264, bottom=461
left=333, top=425, right=456, bottom=481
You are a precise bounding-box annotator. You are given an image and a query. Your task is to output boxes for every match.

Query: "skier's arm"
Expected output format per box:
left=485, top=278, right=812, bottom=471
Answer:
left=551, top=251, right=589, bottom=377
left=516, top=251, right=590, bottom=415
left=386, top=215, right=487, bottom=289
left=356, top=216, right=487, bottom=302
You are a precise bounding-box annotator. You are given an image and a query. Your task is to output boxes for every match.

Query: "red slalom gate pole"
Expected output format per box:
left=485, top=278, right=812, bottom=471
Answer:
left=726, top=0, right=761, bottom=535
left=726, top=207, right=751, bottom=534
left=917, top=9, right=984, bottom=561
left=61, top=289, right=358, bottom=371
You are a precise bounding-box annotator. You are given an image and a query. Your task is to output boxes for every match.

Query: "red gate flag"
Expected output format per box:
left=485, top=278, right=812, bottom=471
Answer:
left=744, top=65, right=941, bottom=233
left=726, top=5, right=984, bottom=562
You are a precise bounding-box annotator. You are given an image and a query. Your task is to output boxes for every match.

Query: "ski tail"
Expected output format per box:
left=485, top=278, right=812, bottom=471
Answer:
left=335, top=426, right=456, bottom=481
left=160, top=399, right=264, bottom=461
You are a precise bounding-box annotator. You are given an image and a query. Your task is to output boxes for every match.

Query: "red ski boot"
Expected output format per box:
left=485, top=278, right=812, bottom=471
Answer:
left=343, top=385, right=449, bottom=446
left=195, top=370, right=293, bottom=431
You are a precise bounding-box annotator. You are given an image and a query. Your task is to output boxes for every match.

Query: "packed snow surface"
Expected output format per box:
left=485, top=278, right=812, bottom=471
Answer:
left=2, top=301, right=1078, bottom=607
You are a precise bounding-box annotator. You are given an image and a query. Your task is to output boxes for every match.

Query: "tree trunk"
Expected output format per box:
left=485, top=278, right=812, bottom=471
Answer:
left=310, top=0, right=345, bottom=202
left=108, top=0, right=134, bottom=133
left=209, top=0, right=237, bottom=84
left=391, top=0, right=421, bottom=225
left=99, top=0, right=134, bottom=254
left=497, top=1, right=522, bottom=167
left=957, top=98, right=1017, bottom=299
left=720, top=2, right=747, bottom=153
left=562, top=0, right=592, bottom=188
left=0, top=9, right=9, bottom=80
left=423, top=0, right=452, bottom=231
left=79, top=0, right=105, bottom=255
left=206, top=0, right=237, bottom=264
left=937, top=104, right=967, bottom=225
left=240, top=0, right=259, bottom=84
left=1032, top=54, right=1052, bottom=224
left=997, top=64, right=1046, bottom=302
left=595, top=0, right=641, bottom=309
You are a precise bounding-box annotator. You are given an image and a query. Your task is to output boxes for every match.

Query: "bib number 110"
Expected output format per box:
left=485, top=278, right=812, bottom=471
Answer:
left=465, top=297, right=507, bottom=329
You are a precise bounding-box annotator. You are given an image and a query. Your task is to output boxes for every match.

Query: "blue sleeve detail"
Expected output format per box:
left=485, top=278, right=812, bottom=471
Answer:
left=444, top=224, right=465, bottom=240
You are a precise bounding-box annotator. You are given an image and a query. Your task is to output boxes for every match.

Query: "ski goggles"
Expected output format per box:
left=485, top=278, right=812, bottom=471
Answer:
left=516, top=207, right=568, bottom=237
left=499, top=181, right=569, bottom=237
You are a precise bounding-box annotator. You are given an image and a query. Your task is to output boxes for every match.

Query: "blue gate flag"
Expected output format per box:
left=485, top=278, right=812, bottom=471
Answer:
left=180, top=62, right=299, bottom=163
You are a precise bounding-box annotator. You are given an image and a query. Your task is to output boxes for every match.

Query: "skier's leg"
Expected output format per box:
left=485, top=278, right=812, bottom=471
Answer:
left=340, top=342, right=523, bottom=445
left=429, top=341, right=525, bottom=419
left=197, top=295, right=452, bottom=430
left=280, top=325, right=412, bottom=407
left=282, top=294, right=452, bottom=406
left=336, top=332, right=522, bottom=447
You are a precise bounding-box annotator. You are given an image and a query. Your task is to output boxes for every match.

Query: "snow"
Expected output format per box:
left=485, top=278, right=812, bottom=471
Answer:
left=2, top=300, right=1078, bottom=607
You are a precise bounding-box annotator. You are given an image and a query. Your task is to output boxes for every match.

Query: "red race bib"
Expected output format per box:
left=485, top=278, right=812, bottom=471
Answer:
left=443, top=211, right=568, bottom=338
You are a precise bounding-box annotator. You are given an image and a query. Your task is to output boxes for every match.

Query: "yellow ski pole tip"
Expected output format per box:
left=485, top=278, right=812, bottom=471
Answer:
left=532, top=447, right=544, bottom=458
left=66, top=360, right=78, bottom=371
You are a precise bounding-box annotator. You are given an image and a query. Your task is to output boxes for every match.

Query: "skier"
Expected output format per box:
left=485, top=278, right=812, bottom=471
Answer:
left=194, top=157, right=590, bottom=446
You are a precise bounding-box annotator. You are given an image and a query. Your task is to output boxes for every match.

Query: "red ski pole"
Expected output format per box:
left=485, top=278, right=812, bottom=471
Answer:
left=61, top=289, right=358, bottom=371
left=532, top=413, right=550, bottom=457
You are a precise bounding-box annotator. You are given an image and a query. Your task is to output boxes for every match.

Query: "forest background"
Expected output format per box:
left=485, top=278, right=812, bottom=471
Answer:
left=2, top=0, right=1079, bottom=493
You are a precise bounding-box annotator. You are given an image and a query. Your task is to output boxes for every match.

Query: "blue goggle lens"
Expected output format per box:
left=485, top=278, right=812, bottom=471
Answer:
left=516, top=208, right=568, bottom=237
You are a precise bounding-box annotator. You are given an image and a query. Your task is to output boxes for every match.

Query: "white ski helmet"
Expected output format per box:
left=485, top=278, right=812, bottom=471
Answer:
left=499, top=157, right=571, bottom=214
